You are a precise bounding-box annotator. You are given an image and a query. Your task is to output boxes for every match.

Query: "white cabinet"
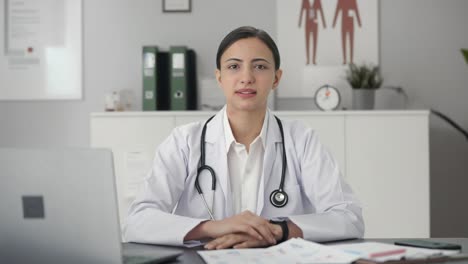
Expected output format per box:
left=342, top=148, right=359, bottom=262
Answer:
left=345, top=113, right=430, bottom=238
left=90, top=110, right=429, bottom=238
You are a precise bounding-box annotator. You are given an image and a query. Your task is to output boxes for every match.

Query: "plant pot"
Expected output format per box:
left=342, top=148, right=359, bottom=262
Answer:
left=352, top=89, right=376, bottom=110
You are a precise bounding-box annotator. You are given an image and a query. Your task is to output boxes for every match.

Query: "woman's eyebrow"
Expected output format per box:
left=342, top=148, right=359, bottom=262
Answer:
left=252, top=58, right=271, bottom=64
left=224, top=58, right=271, bottom=64
left=224, top=58, right=242, bottom=63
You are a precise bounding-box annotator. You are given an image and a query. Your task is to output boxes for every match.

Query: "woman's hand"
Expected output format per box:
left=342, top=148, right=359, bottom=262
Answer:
left=204, top=233, right=270, bottom=250
left=204, top=211, right=279, bottom=244
left=204, top=220, right=303, bottom=250
left=205, top=222, right=283, bottom=249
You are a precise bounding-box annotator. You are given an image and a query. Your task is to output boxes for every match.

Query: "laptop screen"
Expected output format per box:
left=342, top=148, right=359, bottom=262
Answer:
left=0, top=148, right=123, bottom=263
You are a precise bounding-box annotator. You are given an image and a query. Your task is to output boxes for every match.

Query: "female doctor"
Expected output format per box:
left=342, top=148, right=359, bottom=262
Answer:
left=124, top=26, right=364, bottom=249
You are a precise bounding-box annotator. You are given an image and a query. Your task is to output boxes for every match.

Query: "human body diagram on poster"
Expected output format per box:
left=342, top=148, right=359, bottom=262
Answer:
left=298, top=0, right=362, bottom=65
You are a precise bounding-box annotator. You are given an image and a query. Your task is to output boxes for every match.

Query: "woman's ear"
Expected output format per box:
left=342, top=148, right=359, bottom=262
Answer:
left=215, top=69, right=222, bottom=87
left=272, top=69, right=283, bottom=90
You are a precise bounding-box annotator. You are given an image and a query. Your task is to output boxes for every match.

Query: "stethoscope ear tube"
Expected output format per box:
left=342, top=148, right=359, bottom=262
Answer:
left=196, top=165, right=216, bottom=194
left=269, top=116, right=289, bottom=208
left=199, top=193, right=215, bottom=220
left=196, top=115, right=217, bottom=195
left=199, top=115, right=216, bottom=168
left=196, top=115, right=217, bottom=220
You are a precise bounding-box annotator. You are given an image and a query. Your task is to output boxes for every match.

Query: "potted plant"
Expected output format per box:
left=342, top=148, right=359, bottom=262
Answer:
left=345, top=63, right=383, bottom=110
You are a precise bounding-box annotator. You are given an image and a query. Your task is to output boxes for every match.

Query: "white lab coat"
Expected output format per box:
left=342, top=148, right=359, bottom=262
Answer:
left=124, top=108, right=364, bottom=246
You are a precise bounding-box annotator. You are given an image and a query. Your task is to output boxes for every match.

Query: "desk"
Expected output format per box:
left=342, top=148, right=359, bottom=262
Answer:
left=127, top=238, right=468, bottom=264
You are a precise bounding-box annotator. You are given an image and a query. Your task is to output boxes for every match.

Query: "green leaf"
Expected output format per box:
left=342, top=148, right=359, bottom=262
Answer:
left=462, top=49, right=468, bottom=64
left=345, top=63, right=383, bottom=89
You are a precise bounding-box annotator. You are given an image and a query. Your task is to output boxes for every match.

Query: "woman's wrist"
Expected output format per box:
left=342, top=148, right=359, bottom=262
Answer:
left=267, top=220, right=304, bottom=242
left=270, top=223, right=283, bottom=241
left=184, top=220, right=213, bottom=241
left=269, top=220, right=288, bottom=243
left=201, top=220, right=215, bottom=237
left=287, top=220, right=303, bottom=239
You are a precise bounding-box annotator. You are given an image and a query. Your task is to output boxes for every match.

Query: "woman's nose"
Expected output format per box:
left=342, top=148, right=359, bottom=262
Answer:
left=240, top=68, right=255, bottom=84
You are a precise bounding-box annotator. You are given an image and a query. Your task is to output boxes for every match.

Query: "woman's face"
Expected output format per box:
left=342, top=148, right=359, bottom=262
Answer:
left=216, top=37, right=282, bottom=113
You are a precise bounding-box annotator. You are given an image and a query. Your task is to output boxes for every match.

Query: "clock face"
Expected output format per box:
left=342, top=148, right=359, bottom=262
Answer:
left=314, top=85, right=341, bottom=111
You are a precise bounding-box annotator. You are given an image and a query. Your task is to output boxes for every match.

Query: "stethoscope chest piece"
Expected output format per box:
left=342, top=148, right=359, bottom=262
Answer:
left=270, top=189, right=288, bottom=208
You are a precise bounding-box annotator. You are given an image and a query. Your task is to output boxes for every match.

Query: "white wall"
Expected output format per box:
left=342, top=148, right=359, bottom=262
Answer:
left=1, top=0, right=468, bottom=237
left=379, top=0, right=468, bottom=237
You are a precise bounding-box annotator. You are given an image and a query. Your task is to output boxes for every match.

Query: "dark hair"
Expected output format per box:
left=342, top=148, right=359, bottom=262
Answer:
left=216, top=26, right=281, bottom=70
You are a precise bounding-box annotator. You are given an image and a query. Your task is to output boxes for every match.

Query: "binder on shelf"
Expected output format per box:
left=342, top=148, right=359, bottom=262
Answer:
left=142, top=46, right=169, bottom=111
left=142, top=46, right=158, bottom=111
left=169, top=46, right=197, bottom=110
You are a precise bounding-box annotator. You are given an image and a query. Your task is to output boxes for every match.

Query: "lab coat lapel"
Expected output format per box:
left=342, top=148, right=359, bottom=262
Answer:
left=257, top=111, right=283, bottom=215
left=204, top=110, right=233, bottom=217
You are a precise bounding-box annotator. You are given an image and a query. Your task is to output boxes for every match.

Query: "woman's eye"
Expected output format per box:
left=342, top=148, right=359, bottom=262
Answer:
left=227, top=64, right=238, bottom=70
left=255, top=64, right=267, bottom=70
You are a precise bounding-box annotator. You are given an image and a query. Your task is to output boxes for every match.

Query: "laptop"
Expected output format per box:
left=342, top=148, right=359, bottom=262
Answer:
left=0, top=148, right=182, bottom=264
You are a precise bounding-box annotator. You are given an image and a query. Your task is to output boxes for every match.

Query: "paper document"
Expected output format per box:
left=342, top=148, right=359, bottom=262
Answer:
left=331, top=242, right=461, bottom=262
left=331, top=242, right=407, bottom=262
left=197, top=238, right=360, bottom=264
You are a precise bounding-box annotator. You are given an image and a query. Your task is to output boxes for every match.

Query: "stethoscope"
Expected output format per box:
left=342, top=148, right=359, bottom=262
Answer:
left=195, top=115, right=288, bottom=220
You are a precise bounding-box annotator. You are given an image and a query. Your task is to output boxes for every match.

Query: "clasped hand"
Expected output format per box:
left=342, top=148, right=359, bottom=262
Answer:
left=203, top=210, right=282, bottom=250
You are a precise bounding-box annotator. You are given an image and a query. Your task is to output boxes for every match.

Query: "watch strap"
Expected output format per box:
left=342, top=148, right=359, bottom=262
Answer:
left=269, top=220, right=289, bottom=243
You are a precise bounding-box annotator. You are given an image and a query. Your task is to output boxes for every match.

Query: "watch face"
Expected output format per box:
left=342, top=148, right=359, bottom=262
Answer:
left=314, top=85, right=341, bottom=111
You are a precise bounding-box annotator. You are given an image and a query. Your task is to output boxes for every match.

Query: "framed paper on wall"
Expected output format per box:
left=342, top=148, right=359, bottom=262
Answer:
left=0, top=0, right=82, bottom=100
left=163, top=0, right=191, bottom=13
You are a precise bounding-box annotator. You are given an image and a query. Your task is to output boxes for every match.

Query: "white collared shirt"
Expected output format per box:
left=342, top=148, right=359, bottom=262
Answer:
left=223, top=108, right=268, bottom=215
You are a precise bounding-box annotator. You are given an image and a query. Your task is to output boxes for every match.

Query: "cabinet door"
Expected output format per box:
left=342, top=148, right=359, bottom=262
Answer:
left=91, top=116, right=175, bottom=229
left=345, top=114, right=429, bottom=238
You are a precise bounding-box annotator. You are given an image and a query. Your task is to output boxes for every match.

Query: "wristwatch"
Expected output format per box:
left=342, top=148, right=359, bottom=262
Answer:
left=269, top=220, right=289, bottom=243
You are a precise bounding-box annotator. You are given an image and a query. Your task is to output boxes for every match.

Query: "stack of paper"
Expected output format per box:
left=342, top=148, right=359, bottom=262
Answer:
left=197, top=238, right=361, bottom=264
left=198, top=239, right=462, bottom=264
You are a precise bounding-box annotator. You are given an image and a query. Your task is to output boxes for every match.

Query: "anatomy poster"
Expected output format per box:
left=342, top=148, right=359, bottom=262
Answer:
left=276, top=0, right=379, bottom=98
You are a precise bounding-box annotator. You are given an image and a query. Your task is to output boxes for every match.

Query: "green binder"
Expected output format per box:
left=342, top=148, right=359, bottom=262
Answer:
left=142, top=46, right=158, bottom=111
left=169, top=46, right=188, bottom=110
left=169, top=46, right=197, bottom=110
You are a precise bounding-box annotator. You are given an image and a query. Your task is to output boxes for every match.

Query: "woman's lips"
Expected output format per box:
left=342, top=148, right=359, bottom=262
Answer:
left=236, top=88, right=256, bottom=98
